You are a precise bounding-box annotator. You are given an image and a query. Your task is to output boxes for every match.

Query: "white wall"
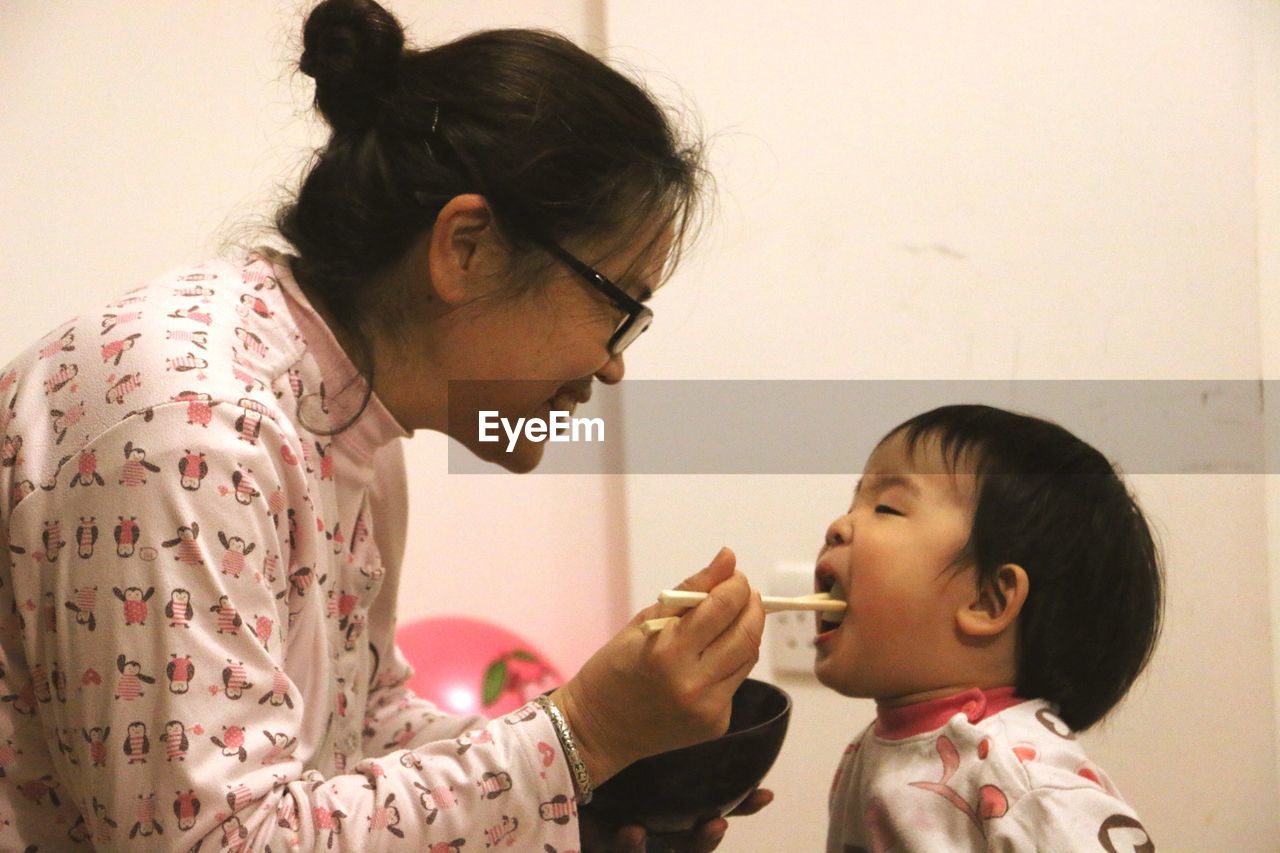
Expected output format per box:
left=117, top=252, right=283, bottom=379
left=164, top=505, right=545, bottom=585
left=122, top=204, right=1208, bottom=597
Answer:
left=610, top=1, right=1279, bottom=849
left=0, top=0, right=621, bottom=678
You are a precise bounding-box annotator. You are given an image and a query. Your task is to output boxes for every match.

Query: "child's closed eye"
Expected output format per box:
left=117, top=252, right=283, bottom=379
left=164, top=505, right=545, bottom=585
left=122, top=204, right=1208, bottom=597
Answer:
left=875, top=505, right=904, bottom=516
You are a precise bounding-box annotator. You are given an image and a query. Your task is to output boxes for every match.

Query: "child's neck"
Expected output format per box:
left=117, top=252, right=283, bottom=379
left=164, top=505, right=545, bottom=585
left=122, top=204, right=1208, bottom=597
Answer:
left=876, top=651, right=1020, bottom=708
left=873, top=685, right=1023, bottom=740
left=876, top=679, right=1013, bottom=708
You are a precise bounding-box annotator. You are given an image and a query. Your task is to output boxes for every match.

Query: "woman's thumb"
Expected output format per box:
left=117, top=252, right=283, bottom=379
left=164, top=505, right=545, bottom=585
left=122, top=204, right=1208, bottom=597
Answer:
left=664, top=547, right=739, bottom=599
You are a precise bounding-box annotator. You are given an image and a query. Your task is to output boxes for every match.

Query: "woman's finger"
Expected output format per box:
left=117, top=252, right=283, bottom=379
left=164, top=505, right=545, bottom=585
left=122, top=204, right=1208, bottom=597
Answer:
left=670, top=568, right=752, bottom=652
left=625, top=547, right=737, bottom=628
left=692, top=586, right=765, bottom=683
left=727, top=787, right=774, bottom=816
left=690, top=816, right=729, bottom=852
left=689, top=790, right=773, bottom=852
left=675, top=546, right=736, bottom=593
left=613, top=824, right=647, bottom=853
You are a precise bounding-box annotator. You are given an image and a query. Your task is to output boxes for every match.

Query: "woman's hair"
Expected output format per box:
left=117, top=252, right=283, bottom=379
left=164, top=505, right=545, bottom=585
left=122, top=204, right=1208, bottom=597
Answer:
left=887, top=404, right=1164, bottom=731
left=275, top=0, right=706, bottom=429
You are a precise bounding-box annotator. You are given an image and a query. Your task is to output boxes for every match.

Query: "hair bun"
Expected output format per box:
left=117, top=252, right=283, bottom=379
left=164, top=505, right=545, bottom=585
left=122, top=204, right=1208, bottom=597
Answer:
left=300, top=0, right=405, bottom=133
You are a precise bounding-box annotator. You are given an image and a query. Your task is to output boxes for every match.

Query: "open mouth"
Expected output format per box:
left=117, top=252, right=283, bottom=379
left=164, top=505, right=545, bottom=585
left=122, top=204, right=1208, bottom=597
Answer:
left=815, top=570, right=848, bottom=634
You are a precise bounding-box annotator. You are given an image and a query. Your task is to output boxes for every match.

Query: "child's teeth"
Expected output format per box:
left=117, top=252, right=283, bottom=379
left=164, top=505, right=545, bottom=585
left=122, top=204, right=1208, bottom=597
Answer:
left=830, top=579, right=847, bottom=601
left=820, top=580, right=847, bottom=627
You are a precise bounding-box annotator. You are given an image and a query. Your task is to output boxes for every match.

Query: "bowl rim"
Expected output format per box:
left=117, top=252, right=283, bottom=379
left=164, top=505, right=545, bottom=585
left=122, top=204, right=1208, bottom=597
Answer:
left=618, top=677, right=793, bottom=763
left=715, top=677, right=792, bottom=741
left=584, top=677, right=794, bottom=829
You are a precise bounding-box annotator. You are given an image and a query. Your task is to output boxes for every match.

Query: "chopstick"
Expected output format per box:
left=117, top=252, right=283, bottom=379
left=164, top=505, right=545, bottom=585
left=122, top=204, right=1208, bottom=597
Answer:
left=639, top=591, right=846, bottom=636
left=661, top=590, right=846, bottom=612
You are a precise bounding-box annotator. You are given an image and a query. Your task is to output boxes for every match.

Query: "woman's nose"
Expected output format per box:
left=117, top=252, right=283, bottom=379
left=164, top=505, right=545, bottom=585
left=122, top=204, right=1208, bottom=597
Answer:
left=825, top=513, right=852, bottom=548
left=595, top=353, right=625, bottom=385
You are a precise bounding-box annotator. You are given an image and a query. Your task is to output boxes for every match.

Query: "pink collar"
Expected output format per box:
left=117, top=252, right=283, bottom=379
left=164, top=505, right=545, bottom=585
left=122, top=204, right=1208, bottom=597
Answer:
left=874, top=686, right=1023, bottom=740
left=263, top=252, right=410, bottom=454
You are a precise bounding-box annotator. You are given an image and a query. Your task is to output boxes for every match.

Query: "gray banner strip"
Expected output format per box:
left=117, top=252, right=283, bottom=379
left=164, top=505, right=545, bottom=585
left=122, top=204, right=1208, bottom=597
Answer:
left=447, top=380, right=1270, bottom=474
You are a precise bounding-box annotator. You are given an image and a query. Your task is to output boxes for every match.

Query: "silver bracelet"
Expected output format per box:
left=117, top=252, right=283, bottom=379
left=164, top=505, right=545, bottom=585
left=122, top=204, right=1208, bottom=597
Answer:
left=534, top=694, right=594, bottom=805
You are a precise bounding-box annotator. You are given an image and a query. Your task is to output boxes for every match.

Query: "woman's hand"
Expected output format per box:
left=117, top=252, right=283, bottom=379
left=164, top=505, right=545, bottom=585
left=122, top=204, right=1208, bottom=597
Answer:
left=552, top=547, right=765, bottom=785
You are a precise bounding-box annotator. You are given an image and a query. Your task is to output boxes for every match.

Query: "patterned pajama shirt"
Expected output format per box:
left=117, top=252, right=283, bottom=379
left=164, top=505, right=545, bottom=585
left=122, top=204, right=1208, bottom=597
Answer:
left=0, top=252, right=582, bottom=850
left=828, top=687, right=1154, bottom=851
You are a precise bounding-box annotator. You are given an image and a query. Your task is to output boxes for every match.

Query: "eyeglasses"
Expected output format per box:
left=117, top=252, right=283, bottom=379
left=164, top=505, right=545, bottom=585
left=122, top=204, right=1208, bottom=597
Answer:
left=537, top=238, right=653, bottom=356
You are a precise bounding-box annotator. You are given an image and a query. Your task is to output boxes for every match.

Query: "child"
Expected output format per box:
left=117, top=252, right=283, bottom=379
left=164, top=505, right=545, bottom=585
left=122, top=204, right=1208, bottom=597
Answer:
left=817, top=404, right=1161, bottom=851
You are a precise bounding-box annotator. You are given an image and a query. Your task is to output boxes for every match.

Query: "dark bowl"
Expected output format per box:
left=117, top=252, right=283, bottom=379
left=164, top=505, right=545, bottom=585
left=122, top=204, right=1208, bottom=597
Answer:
left=582, top=678, right=791, bottom=841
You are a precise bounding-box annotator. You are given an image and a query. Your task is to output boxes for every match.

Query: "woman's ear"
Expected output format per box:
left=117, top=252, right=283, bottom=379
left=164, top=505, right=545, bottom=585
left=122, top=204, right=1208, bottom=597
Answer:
left=956, top=563, right=1028, bottom=638
left=427, top=194, right=499, bottom=305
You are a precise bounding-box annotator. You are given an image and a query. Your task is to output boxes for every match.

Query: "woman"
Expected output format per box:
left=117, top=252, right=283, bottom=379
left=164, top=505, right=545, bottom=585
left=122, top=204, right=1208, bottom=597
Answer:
left=0, top=1, right=766, bottom=850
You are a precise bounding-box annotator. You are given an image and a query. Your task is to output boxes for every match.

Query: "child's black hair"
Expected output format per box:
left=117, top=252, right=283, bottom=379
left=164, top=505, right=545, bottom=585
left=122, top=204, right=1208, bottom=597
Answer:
left=888, top=404, right=1163, bottom=731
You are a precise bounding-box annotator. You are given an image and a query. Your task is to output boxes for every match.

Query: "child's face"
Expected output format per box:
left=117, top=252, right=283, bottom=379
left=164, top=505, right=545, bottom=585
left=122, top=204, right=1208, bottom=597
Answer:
left=813, top=429, right=980, bottom=702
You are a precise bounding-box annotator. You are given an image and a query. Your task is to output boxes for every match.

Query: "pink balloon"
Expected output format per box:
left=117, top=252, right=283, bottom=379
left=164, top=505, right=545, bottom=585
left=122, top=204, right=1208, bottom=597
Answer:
left=395, top=616, right=565, bottom=717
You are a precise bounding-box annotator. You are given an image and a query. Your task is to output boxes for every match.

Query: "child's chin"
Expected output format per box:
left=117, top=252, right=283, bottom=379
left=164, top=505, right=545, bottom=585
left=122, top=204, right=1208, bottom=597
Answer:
left=808, top=666, right=880, bottom=696
left=814, top=661, right=865, bottom=698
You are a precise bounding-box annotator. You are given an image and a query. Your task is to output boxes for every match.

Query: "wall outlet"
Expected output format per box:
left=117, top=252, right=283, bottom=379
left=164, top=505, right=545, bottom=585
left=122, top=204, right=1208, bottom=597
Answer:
left=768, top=561, right=817, bottom=677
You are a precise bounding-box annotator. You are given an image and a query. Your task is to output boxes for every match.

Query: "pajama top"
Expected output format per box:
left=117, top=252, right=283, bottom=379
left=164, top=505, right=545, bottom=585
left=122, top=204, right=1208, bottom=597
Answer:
left=0, top=252, right=582, bottom=850
left=827, top=687, right=1154, bottom=852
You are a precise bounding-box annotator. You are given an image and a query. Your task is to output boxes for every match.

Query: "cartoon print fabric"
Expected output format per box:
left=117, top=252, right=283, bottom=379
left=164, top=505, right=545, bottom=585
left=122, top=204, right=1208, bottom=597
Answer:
left=0, top=253, right=582, bottom=850
left=828, top=690, right=1154, bottom=852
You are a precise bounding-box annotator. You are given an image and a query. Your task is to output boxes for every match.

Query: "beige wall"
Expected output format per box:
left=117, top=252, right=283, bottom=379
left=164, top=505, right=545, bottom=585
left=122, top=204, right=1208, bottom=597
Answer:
left=610, top=1, right=1280, bottom=849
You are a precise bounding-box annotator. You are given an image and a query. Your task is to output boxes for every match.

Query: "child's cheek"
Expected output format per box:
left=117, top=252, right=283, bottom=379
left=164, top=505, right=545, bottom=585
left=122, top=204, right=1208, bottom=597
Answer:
left=855, top=578, right=926, bottom=632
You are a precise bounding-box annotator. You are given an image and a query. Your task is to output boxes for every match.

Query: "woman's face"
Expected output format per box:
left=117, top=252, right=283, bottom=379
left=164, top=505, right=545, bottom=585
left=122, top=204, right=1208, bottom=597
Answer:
left=440, top=220, right=672, bottom=473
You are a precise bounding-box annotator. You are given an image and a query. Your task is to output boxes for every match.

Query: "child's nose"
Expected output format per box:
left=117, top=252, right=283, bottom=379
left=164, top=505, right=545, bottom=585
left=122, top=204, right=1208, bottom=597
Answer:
left=825, top=513, right=852, bottom=547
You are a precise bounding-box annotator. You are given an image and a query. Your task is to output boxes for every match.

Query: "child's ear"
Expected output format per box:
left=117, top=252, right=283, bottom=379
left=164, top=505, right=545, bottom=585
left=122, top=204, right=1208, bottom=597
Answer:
left=427, top=194, right=500, bottom=305
left=956, top=564, right=1028, bottom=638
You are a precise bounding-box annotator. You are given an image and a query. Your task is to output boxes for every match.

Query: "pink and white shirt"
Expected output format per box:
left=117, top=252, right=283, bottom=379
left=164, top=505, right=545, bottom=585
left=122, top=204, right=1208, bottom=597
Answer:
left=0, top=252, right=582, bottom=850
left=828, top=687, right=1154, bottom=851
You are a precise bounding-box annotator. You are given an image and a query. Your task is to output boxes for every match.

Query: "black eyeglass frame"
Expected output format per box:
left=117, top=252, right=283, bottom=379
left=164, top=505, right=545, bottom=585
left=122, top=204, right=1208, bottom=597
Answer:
left=536, top=238, right=654, bottom=356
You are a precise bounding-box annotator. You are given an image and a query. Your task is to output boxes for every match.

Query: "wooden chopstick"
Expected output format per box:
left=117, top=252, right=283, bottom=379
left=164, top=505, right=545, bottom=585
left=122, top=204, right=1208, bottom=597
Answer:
left=638, top=616, right=681, bottom=636
left=659, top=589, right=846, bottom=613
left=639, top=590, right=846, bottom=636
